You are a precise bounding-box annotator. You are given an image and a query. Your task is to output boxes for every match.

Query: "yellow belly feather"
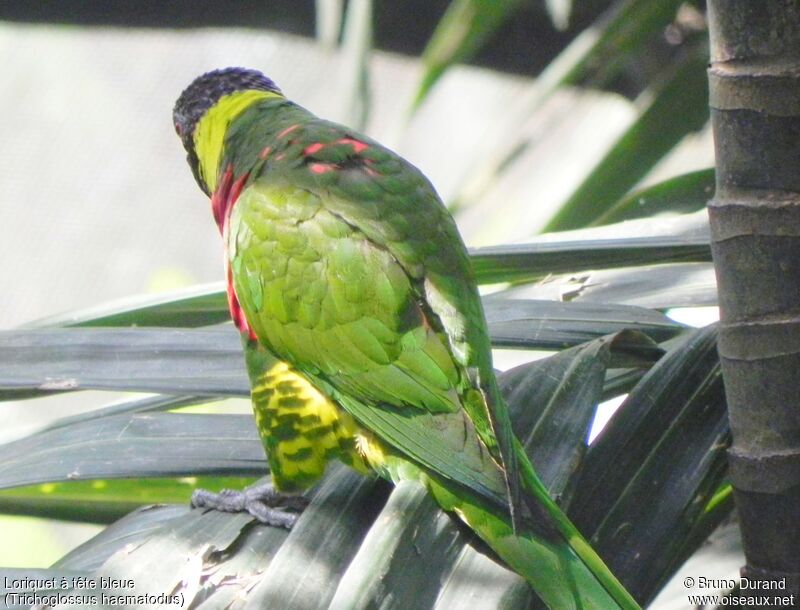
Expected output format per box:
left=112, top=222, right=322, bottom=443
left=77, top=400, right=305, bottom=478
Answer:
left=251, top=360, right=387, bottom=491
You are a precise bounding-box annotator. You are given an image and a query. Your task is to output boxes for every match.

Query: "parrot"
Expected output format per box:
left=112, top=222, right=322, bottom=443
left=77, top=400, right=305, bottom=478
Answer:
left=173, top=67, right=639, bottom=610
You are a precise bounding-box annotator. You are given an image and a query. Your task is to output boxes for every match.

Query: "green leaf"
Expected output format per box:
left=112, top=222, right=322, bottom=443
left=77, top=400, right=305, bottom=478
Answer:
left=497, top=262, right=717, bottom=309
left=0, top=327, right=249, bottom=399
left=47, top=466, right=389, bottom=608
left=25, top=282, right=228, bottom=329
left=433, top=552, right=531, bottom=610
left=670, top=482, right=734, bottom=579
left=0, top=300, right=672, bottom=401
left=40, top=394, right=216, bottom=432
left=504, top=330, right=659, bottom=505
left=0, top=413, right=265, bottom=490
left=446, top=0, right=686, bottom=212
left=570, top=326, right=731, bottom=605
left=0, top=477, right=253, bottom=524
left=485, top=298, right=684, bottom=348
left=471, top=235, right=711, bottom=284
left=239, top=465, right=390, bottom=608
left=52, top=504, right=196, bottom=572
left=592, top=168, right=715, bottom=226
left=543, top=44, right=710, bottom=231
left=327, top=481, right=484, bottom=608
left=412, top=0, right=523, bottom=111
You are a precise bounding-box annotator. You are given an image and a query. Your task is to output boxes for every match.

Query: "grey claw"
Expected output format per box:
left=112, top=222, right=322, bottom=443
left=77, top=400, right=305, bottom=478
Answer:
left=191, top=481, right=308, bottom=529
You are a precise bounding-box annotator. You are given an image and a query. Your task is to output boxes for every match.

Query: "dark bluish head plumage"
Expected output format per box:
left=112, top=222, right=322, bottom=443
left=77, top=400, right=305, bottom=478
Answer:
left=173, top=68, right=281, bottom=193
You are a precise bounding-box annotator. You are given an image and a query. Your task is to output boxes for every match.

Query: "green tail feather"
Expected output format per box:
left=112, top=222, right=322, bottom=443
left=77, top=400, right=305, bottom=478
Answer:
left=425, top=448, right=640, bottom=610
left=513, top=439, right=640, bottom=609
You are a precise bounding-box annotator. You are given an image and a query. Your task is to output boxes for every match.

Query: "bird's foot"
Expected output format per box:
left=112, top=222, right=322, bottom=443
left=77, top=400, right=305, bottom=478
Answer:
left=191, top=480, right=309, bottom=529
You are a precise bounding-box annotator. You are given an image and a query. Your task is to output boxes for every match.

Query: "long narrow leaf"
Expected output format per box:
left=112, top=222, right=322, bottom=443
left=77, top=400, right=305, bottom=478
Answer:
left=26, top=283, right=228, bottom=329
left=49, top=467, right=388, bottom=609
left=246, top=465, right=390, bottom=608
left=0, top=328, right=249, bottom=399
left=570, top=325, right=731, bottom=605
left=0, top=300, right=671, bottom=401
left=496, top=262, right=717, bottom=309
left=472, top=235, right=711, bottom=284
left=328, top=481, right=473, bottom=609
left=0, top=477, right=255, bottom=524
left=447, top=0, right=686, bottom=211
left=0, top=413, right=265, bottom=489
left=592, top=168, right=715, bottom=226
left=504, top=330, right=659, bottom=505
left=543, top=44, right=710, bottom=231
left=42, top=394, right=213, bottom=432
left=485, top=299, right=683, bottom=348
left=412, top=0, right=523, bottom=110
left=52, top=504, right=195, bottom=572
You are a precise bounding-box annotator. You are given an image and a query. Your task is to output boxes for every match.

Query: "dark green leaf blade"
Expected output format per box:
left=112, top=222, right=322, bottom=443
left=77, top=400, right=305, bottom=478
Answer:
left=240, top=465, right=390, bottom=609
left=0, top=327, right=249, bottom=399
left=53, top=504, right=192, bottom=572
left=49, top=466, right=388, bottom=609
left=496, top=262, right=717, bottom=309
left=485, top=298, right=684, bottom=348
left=570, top=325, right=731, bottom=605
left=0, top=413, right=265, bottom=490
left=0, top=300, right=674, bottom=402
left=543, top=45, right=710, bottom=231
left=0, top=477, right=255, bottom=524
left=592, top=168, right=715, bottom=226
left=26, top=283, right=228, bottom=329
left=471, top=235, right=711, bottom=284
left=503, top=330, right=659, bottom=504
left=412, top=0, right=523, bottom=110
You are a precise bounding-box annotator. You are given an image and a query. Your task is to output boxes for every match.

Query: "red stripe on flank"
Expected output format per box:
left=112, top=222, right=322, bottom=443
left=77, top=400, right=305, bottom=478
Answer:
left=211, top=165, right=234, bottom=231
left=211, top=165, right=249, bottom=234
left=259, top=145, right=272, bottom=159
left=226, top=264, right=257, bottom=339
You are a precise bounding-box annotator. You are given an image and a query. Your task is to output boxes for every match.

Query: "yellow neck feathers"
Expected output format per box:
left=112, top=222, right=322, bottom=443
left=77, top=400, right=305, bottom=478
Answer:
left=193, top=89, right=282, bottom=193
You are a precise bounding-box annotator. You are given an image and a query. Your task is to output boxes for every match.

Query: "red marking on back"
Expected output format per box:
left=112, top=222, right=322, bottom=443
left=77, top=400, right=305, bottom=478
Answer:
left=337, top=137, right=369, bottom=153
left=277, top=124, right=300, bottom=139
left=310, top=162, right=334, bottom=174
left=303, top=142, right=325, bottom=156
left=211, top=164, right=249, bottom=234
left=364, top=167, right=378, bottom=177
left=259, top=145, right=272, bottom=159
left=226, top=264, right=257, bottom=340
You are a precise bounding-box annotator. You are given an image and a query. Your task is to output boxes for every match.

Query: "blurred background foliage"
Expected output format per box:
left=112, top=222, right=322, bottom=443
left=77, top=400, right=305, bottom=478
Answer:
left=0, top=1, right=740, bottom=608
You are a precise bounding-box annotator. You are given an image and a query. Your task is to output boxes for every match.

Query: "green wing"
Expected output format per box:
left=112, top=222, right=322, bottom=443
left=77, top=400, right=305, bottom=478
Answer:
left=226, top=166, right=516, bottom=510
left=232, top=116, right=519, bottom=516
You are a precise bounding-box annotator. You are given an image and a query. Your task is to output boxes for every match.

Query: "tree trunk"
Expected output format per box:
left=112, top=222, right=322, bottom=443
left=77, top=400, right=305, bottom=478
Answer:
left=707, top=0, right=800, bottom=600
